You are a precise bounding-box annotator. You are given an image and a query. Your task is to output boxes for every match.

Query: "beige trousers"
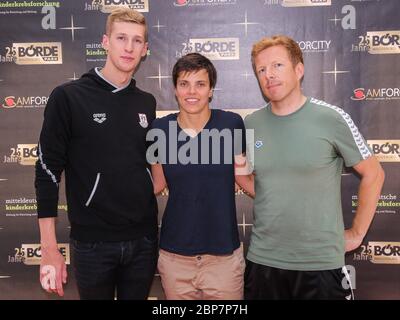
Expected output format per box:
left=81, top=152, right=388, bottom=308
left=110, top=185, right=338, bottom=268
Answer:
left=157, top=246, right=245, bottom=300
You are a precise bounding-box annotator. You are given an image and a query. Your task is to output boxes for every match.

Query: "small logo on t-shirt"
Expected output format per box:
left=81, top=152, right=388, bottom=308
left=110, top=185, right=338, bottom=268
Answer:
left=93, top=113, right=106, bottom=124
left=255, top=140, right=263, bottom=149
left=138, top=113, right=148, bottom=128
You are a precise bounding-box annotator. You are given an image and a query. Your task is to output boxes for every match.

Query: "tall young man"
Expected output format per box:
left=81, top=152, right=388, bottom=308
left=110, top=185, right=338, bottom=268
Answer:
left=35, top=8, right=158, bottom=300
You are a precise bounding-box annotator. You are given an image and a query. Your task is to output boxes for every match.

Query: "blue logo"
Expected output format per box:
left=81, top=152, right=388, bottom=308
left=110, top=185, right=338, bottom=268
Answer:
left=255, top=140, right=263, bottom=149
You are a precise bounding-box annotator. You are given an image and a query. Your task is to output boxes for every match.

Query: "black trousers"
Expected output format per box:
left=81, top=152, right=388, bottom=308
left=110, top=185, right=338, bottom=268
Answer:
left=71, top=235, right=158, bottom=300
left=244, top=260, right=354, bottom=300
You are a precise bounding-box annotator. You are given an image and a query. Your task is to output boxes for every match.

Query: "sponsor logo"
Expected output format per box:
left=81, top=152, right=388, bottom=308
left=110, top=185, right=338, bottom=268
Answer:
left=351, top=35, right=371, bottom=52
left=264, top=0, right=281, bottom=5
left=367, top=31, right=400, bottom=54
left=2, top=95, right=48, bottom=108
left=0, top=1, right=60, bottom=9
left=367, top=140, right=400, bottom=162
left=4, top=198, right=67, bottom=217
left=350, top=88, right=366, bottom=100
left=86, top=42, right=107, bottom=63
left=3, top=144, right=37, bottom=165
left=297, top=40, right=331, bottom=53
left=93, top=113, right=107, bottom=124
left=174, top=0, right=189, bottom=5
left=351, top=87, right=400, bottom=101
left=173, top=0, right=236, bottom=7
left=282, top=0, right=330, bottom=7
left=354, top=242, right=400, bottom=264
left=12, top=42, right=62, bottom=65
left=177, top=38, right=239, bottom=60
left=0, top=1, right=60, bottom=15
left=96, top=0, right=149, bottom=13
left=10, top=244, right=70, bottom=265
left=255, top=141, right=263, bottom=149
left=352, top=193, right=400, bottom=215
left=0, top=45, right=16, bottom=63
left=352, top=31, right=400, bottom=54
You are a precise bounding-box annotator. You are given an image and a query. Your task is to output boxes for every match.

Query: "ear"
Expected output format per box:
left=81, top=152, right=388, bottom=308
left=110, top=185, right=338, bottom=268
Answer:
left=141, top=42, right=148, bottom=58
left=208, top=88, right=213, bottom=99
left=295, top=62, right=304, bottom=81
left=102, top=34, right=109, bottom=51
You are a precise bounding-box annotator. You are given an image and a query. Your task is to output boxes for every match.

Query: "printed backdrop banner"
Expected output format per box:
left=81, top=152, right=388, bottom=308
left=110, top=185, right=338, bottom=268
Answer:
left=0, top=0, right=399, bottom=299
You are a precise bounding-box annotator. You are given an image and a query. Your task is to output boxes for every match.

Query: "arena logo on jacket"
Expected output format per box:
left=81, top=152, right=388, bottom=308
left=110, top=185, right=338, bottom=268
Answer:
left=93, top=113, right=107, bottom=124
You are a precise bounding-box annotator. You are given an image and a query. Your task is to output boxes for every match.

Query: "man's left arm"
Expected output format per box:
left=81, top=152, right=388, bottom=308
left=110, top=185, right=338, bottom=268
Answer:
left=345, top=156, right=385, bottom=252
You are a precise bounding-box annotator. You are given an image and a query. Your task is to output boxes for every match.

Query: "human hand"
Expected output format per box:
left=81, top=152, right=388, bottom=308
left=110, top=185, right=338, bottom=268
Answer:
left=344, top=229, right=364, bottom=252
left=40, top=246, right=67, bottom=296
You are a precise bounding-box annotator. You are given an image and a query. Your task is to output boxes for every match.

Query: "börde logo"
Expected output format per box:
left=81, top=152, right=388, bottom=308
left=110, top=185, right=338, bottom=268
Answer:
left=366, top=31, right=400, bottom=54
left=3, top=144, right=38, bottom=166
left=0, top=45, right=16, bottom=63
left=13, top=42, right=62, bottom=65
left=282, top=0, right=331, bottom=7
left=18, top=244, right=70, bottom=265
left=100, top=0, right=149, bottom=13
left=368, top=242, right=400, bottom=264
left=367, top=140, right=400, bottom=162
left=173, top=0, right=236, bottom=7
left=179, top=38, right=239, bottom=60
left=354, top=242, right=400, bottom=264
left=351, top=87, right=400, bottom=101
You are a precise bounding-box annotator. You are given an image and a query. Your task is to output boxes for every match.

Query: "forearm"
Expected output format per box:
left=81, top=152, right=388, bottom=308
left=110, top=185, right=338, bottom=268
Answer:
left=151, top=164, right=167, bottom=195
left=39, top=218, right=58, bottom=250
left=351, top=167, right=385, bottom=238
left=235, top=174, right=255, bottom=198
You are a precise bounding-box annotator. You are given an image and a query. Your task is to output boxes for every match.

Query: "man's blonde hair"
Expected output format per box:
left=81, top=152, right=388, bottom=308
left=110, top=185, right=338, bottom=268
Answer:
left=251, top=35, right=303, bottom=68
left=106, top=8, right=148, bottom=41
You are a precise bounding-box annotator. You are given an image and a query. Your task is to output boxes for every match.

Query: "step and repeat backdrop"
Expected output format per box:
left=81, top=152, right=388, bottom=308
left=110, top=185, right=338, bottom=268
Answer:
left=0, top=0, right=399, bottom=299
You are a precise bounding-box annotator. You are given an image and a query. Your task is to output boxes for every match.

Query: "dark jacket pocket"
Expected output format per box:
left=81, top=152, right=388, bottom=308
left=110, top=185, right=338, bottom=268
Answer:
left=86, top=168, right=156, bottom=225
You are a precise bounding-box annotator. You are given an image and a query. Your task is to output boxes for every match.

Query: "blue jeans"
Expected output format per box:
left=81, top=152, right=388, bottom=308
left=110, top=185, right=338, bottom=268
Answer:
left=71, top=235, right=158, bottom=300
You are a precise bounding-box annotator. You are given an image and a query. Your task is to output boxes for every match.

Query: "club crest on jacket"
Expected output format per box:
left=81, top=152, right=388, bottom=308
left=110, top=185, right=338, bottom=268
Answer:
left=138, top=113, right=148, bottom=128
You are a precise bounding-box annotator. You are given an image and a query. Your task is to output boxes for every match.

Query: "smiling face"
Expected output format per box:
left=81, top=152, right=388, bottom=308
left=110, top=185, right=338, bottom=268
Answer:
left=175, top=69, right=213, bottom=116
left=102, top=21, right=148, bottom=75
left=254, top=45, right=304, bottom=105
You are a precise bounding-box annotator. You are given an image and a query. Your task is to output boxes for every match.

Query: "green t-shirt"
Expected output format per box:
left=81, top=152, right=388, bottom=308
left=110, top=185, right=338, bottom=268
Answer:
left=244, top=97, right=372, bottom=271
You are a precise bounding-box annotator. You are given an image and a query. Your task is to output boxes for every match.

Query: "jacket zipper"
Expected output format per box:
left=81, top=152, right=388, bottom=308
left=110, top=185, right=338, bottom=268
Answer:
left=85, top=173, right=101, bottom=207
